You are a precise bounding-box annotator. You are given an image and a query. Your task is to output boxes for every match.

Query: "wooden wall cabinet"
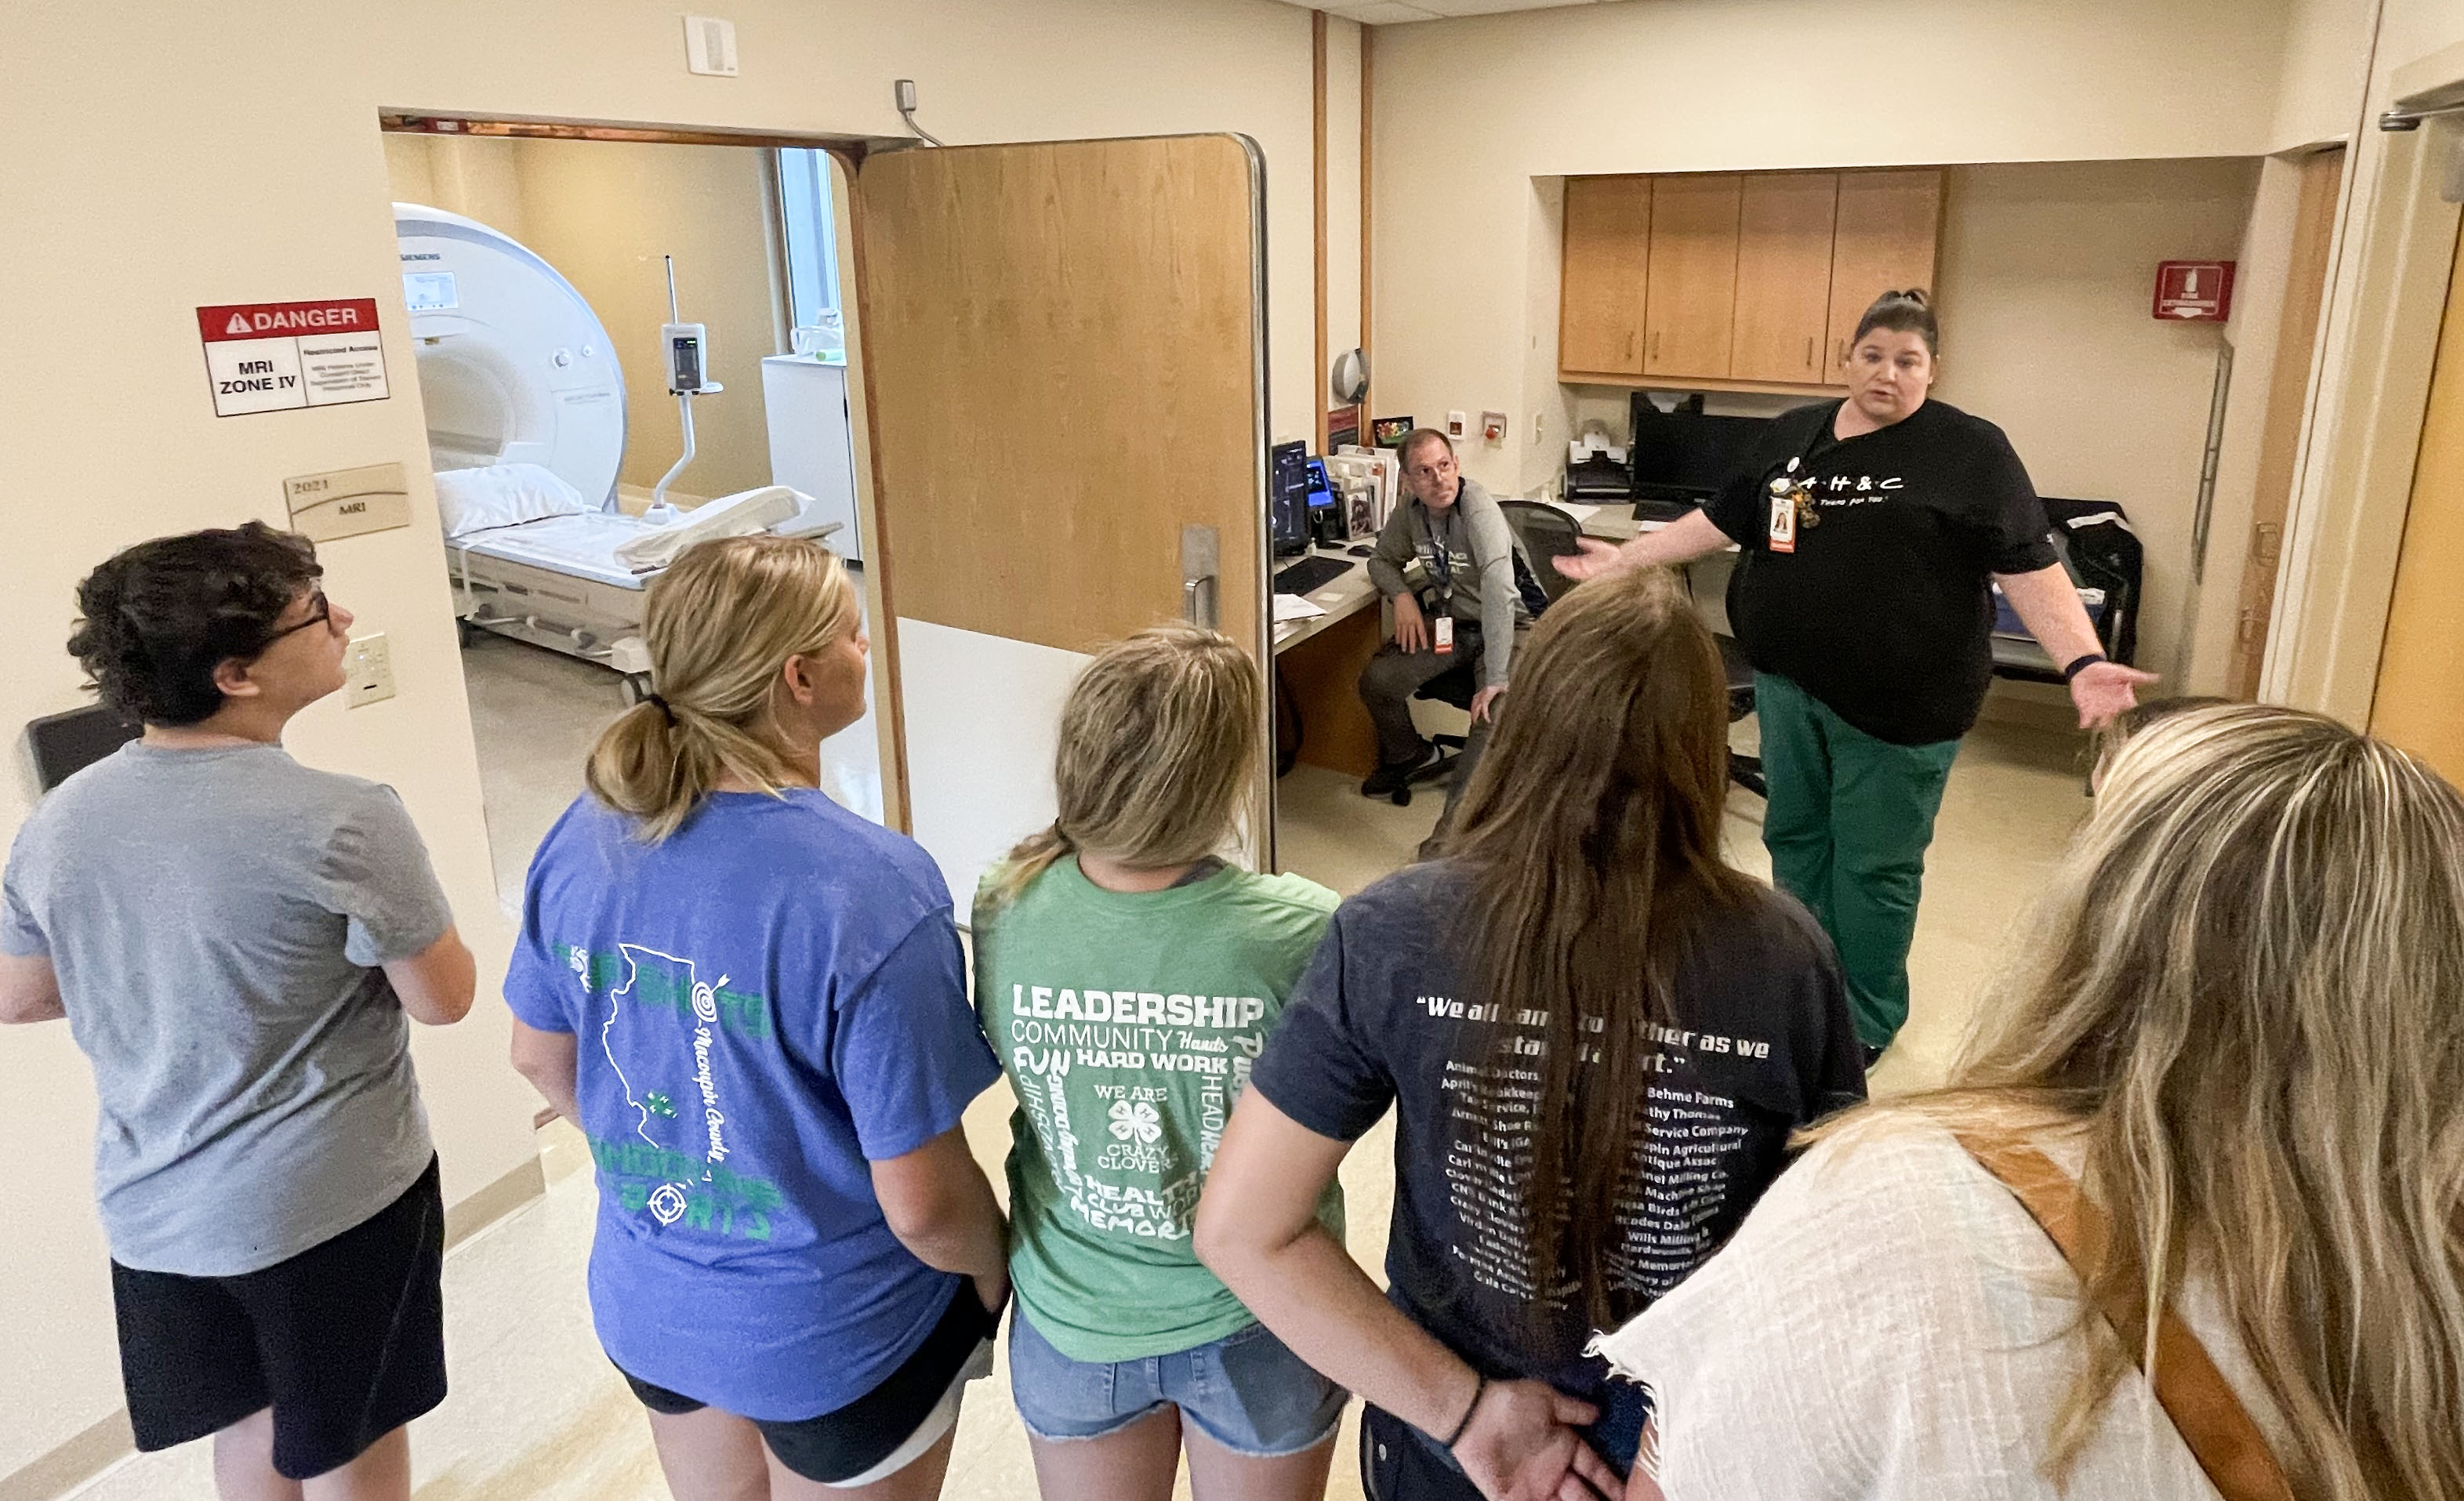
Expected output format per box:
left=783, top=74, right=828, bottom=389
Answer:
left=1732, top=172, right=1840, bottom=383
left=1643, top=175, right=1742, bottom=379
left=1826, top=169, right=1946, bottom=376
left=1558, top=176, right=1652, bottom=375
left=1560, top=166, right=1942, bottom=393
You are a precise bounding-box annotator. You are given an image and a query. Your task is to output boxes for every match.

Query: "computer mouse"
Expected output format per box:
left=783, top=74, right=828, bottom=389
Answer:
left=1347, top=544, right=1374, bottom=557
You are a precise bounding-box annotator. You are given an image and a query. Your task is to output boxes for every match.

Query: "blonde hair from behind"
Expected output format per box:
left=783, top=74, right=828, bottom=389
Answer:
left=1834, top=704, right=2464, bottom=1499
left=985, top=624, right=1261, bottom=907
left=585, top=534, right=860, bottom=843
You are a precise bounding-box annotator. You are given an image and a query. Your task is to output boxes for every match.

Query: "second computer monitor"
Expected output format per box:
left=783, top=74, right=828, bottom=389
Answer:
left=1629, top=395, right=1774, bottom=504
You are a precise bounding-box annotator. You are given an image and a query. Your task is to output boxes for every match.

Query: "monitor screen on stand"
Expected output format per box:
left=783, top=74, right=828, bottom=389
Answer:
left=1628, top=394, right=1776, bottom=506
left=1269, top=440, right=1312, bottom=556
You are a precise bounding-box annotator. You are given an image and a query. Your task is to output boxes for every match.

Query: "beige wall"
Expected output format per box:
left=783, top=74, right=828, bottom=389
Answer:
left=0, top=0, right=1331, bottom=1480
left=383, top=133, right=786, bottom=503
left=1929, top=159, right=2259, bottom=683
left=2272, top=0, right=2377, bottom=151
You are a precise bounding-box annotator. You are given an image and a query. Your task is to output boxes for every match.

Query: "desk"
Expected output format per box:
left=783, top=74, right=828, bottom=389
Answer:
left=1270, top=504, right=1666, bottom=776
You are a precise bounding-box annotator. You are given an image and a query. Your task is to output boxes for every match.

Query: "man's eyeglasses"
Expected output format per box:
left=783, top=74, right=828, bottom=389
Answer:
left=256, top=591, right=332, bottom=651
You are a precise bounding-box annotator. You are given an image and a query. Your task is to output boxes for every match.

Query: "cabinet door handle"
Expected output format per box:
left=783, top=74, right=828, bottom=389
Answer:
left=1625, top=332, right=1635, bottom=359
left=1650, top=331, right=1660, bottom=362
left=1805, top=336, right=1814, bottom=368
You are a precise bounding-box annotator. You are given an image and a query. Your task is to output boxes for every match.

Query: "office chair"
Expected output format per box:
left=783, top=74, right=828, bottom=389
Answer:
left=1390, top=658, right=1478, bottom=807
left=1718, top=635, right=1766, bottom=799
left=1497, top=500, right=1584, bottom=609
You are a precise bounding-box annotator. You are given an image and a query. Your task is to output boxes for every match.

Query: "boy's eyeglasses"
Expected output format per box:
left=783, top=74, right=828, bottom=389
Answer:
left=256, top=591, right=332, bottom=652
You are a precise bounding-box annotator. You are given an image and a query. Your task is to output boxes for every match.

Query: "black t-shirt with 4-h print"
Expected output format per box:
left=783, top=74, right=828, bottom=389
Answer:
left=1704, top=398, right=2059, bottom=746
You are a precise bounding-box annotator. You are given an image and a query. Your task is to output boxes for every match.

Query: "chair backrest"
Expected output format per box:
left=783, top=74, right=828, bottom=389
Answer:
left=24, top=704, right=140, bottom=792
left=1497, top=500, right=1584, bottom=608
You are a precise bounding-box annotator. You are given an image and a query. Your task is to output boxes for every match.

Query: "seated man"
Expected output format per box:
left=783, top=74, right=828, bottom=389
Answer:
left=1359, top=430, right=1532, bottom=825
left=0, top=521, right=476, bottom=1500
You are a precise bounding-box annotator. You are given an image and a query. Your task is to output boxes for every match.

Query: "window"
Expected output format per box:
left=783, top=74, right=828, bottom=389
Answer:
left=776, top=148, right=842, bottom=348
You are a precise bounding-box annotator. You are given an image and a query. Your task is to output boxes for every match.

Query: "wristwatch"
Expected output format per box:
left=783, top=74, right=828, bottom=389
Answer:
left=2062, top=652, right=2109, bottom=683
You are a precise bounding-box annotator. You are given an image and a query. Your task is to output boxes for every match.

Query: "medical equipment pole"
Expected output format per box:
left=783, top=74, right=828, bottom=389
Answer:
left=653, top=256, right=699, bottom=511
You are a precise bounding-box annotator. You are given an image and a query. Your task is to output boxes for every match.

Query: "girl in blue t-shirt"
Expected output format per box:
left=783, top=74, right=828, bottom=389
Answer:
left=504, top=535, right=1007, bottom=1499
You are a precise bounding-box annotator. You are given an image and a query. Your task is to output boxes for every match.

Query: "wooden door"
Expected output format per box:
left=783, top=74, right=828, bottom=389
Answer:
left=1559, top=176, right=1651, bottom=377
left=1731, top=172, right=1838, bottom=385
left=851, top=136, right=1271, bottom=899
left=2228, top=146, right=2346, bottom=699
left=1826, top=169, right=1943, bottom=380
left=2367, top=209, right=2464, bottom=779
left=1643, top=175, right=1742, bottom=379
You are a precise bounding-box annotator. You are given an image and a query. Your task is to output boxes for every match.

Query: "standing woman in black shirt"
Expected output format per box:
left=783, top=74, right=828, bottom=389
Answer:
left=1556, top=290, right=2154, bottom=1060
left=1196, top=567, right=1863, bottom=1501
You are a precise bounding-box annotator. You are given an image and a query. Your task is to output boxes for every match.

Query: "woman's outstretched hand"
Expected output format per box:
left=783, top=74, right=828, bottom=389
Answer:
left=1553, top=538, right=1628, bottom=584
left=2070, top=659, right=2160, bottom=730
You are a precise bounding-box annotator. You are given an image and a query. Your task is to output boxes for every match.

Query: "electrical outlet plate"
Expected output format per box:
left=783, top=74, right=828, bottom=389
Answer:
left=345, top=635, right=396, bottom=709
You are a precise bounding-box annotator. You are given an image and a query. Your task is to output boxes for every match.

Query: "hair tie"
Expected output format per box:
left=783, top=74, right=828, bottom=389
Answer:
left=645, top=692, right=677, bottom=725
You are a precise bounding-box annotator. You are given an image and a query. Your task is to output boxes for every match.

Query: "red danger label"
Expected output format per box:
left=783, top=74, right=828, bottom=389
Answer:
left=196, top=299, right=380, bottom=343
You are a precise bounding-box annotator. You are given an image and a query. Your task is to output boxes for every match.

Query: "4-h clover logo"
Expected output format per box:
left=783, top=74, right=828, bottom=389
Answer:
left=1108, top=1100, right=1163, bottom=1144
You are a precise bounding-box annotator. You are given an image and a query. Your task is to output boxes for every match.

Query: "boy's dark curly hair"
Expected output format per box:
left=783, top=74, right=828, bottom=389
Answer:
left=67, top=522, right=323, bottom=727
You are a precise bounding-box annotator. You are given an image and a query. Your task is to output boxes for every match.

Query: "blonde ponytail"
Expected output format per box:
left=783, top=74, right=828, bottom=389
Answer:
left=982, top=624, right=1260, bottom=908
left=584, top=535, right=858, bottom=843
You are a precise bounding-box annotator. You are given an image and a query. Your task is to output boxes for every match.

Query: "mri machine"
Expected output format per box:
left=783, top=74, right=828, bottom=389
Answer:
left=394, top=203, right=832, bottom=674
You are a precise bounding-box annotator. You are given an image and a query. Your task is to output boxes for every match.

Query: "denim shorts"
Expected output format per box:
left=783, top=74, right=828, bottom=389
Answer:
left=1008, top=1306, right=1347, bottom=1458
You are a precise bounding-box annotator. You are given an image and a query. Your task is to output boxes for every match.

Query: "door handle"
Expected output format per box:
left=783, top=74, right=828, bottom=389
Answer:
left=1650, top=331, right=1660, bottom=362
left=1181, top=524, right=1221, bottom=629
left=1805, top=336, right=1814, bottom=368
left=1624, top=331, right=1635, bottom=359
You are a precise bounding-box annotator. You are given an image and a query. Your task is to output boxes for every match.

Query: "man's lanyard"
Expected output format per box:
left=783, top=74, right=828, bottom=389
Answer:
left=1424, top=503, right=1459, bottom=607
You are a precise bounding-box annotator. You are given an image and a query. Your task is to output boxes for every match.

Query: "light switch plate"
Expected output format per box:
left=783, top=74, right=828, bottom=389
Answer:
left=684, top=15, right=739, bottom=76
left=344, top=635, right=396, bottom=709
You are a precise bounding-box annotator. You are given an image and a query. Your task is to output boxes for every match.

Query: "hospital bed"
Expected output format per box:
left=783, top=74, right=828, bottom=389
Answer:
left=397, top=203, right=840, bottom=675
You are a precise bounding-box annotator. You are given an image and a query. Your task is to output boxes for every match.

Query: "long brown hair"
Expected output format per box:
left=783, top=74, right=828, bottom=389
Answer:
left=585, top=535, right=858, bottom=843
left=983, top=624, right=1260, bottom=906
left=1830, top=705, right=2464, bottom=1498
left=1445, top=567, right=1759, bottom=1330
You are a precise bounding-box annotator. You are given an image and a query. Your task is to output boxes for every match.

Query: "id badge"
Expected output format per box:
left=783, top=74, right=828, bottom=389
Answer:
left=1434, top=615, right=1455, bottom=654
left=1768, top=490, right=1798, bottom=553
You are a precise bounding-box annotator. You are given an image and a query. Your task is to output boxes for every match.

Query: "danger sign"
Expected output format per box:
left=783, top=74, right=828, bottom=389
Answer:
left=196, top=299, right=390, bottom=417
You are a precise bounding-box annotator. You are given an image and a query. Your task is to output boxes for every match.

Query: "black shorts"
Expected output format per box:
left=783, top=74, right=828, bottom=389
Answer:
left=111, top=1156, right=446, bottom=1481
left=617, top=1279, right=996, bottom=1485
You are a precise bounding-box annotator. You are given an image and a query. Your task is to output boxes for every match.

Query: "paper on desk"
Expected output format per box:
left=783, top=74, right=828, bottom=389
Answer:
left=1548, top=500, right=1607, bottom=525
left=1272, top=594, right=1328, bottom=624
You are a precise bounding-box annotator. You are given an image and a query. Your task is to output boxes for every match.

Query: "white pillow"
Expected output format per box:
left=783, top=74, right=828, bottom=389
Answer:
left=434, top=463, right=591, bottom=539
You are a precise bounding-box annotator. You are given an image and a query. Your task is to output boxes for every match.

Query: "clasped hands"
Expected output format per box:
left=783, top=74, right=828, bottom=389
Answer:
left=1450, top=1376, right=1631, bottom=1501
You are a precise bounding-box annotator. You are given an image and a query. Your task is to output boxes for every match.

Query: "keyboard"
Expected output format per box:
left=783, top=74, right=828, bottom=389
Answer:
left=1274, top=555, right=1354, bottom=596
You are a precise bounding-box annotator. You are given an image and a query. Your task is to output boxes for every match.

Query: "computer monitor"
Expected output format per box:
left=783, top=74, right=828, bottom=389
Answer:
left=1628, top=395, right=1774, bottom=504
left=1269, top=440, right=1311, bottom=556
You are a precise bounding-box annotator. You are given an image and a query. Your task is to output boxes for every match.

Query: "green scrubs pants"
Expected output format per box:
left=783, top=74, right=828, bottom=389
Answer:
left=1753, top=672, right=1960, bottom=1051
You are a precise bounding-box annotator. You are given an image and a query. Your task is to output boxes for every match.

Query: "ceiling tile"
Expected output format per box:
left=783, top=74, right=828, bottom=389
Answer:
left=1326, top=2, right=1443, bottom=21
left=1412, top=0, right=1592, bottom=13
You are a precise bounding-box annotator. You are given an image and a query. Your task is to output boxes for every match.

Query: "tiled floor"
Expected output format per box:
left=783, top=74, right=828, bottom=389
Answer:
left=65, top=635, right=2095, bottom=1499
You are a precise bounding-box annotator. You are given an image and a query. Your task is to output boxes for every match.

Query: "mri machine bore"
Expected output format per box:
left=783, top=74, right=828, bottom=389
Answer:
left=394, top=202, right=833, bottom=675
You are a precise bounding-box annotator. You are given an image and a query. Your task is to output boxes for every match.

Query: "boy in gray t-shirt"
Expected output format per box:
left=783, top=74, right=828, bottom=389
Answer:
left=0, top=522, right=474, bottom=1496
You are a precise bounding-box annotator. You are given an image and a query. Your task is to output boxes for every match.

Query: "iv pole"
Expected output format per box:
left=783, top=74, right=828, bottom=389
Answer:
left=651, top=255, right=719, bottom=511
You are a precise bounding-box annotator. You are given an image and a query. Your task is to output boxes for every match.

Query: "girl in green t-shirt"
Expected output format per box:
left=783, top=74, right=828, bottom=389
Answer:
left=973, top=625, right=1344, bottom=1501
